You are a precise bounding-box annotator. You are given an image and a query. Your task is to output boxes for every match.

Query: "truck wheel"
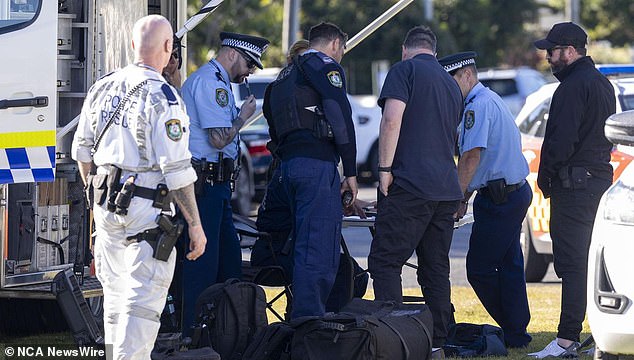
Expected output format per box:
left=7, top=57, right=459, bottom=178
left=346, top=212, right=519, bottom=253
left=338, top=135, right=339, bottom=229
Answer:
left=0, top=298, right=67, bottom=334
left=521, top=218, right=549, bottom=282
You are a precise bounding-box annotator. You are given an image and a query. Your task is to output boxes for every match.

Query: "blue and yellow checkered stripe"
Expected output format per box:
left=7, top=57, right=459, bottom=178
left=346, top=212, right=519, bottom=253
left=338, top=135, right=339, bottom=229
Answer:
left=0, top=130, right=56, bottom=184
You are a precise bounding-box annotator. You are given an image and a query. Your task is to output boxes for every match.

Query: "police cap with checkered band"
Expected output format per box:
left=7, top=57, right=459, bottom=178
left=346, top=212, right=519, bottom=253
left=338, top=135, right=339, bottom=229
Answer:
left=438, top=51, right=478, bottom=76
left=220, top=31, right=270, bottom=69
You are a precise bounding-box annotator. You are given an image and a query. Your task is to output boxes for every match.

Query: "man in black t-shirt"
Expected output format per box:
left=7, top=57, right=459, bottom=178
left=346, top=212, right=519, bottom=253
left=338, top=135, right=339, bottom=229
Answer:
left=367, top=25, right=463, bottom=349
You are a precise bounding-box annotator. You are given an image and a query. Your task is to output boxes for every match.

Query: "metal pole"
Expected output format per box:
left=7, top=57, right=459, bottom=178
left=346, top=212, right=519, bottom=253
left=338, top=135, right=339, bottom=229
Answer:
left=423, top=0, right=433, bottom=21
left=282, top=0, right=291, bottom=55
left=244, top=0, right=416, bottom=128
left=345, top=0, right=415, bottom=54
left=566, top=0, right=580, bottom=23
left=283, top=0, right=301, bottom=55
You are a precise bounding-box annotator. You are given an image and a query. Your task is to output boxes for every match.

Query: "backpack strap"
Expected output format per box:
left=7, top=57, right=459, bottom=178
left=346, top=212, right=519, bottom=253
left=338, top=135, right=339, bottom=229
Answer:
left=378, top=317, right=410, bottom=360
left=410, top=314, right=433, bottom=360
left=223, top=282, right=253, bottom=359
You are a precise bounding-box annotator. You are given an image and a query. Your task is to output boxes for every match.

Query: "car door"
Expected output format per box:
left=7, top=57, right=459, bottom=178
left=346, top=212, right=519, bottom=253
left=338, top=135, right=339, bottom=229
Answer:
left=0, top=0, right=56, bottom=184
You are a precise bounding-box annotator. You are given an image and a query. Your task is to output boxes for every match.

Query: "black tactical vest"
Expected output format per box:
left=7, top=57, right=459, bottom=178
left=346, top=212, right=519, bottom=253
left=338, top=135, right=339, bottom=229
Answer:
left=268, top=60, right=331, bottom=142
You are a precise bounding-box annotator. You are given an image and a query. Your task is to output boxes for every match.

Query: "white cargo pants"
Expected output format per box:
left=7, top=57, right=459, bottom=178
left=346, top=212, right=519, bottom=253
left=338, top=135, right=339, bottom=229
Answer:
left=93, top=196, right=176, bottom=360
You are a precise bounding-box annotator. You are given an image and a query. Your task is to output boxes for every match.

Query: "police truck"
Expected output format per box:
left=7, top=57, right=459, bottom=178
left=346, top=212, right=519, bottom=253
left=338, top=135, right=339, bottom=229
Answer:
left=0, top=0, right=188, bottom=333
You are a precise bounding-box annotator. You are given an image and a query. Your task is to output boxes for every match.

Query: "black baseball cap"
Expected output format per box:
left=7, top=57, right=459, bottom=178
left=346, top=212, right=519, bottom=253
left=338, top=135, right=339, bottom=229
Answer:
left=534, top=22, right=587, bottom=50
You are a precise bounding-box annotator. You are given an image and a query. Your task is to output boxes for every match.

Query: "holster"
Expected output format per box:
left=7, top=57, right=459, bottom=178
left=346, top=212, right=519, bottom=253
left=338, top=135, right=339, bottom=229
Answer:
left=486, top=178, right=508, bottom=205
left=314, top=107, right=334, bottom=140
left=127, top=215, right=184, bottom=262
left=92, top=174, right=109, bottom=207
left=192, top=157, right=236, bottom=194
left=106, top=167, right=122, bottom=212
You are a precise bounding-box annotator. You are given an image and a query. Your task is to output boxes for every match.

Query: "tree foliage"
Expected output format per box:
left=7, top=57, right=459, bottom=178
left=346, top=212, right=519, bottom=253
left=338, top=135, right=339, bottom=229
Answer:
left=185, top=0, right=633, bottom=93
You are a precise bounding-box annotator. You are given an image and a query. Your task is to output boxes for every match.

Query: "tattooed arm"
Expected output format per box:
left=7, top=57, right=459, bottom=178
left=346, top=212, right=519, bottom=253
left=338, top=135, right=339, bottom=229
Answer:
left=208, top=95, right=256, bottom=149
left=171, top=183, right=206, bottom=260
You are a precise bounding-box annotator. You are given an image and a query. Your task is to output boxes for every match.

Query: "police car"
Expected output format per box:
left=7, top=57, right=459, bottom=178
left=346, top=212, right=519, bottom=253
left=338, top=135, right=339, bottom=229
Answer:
left=478, top=67, right=547, bottom=117
left=515, top=65, right=634, bottom=282
left=587, top=109, right=634, bottom=359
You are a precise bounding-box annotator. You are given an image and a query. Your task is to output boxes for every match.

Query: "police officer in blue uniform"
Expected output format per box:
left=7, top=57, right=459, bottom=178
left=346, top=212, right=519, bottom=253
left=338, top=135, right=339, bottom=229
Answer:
left=179, top=32, right=269, bottom=334
left=439, top=52, right=532, bottom=348
left=262, top=22, right=358, bottom=319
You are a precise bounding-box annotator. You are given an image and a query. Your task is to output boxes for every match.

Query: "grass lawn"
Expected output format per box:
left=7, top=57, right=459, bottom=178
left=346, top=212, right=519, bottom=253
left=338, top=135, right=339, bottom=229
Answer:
left=0, top=283, right=592, bottom=359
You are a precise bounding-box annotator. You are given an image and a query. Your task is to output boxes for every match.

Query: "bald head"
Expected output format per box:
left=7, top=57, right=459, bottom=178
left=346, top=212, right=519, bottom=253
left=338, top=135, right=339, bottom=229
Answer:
left=132, top=15, right=173, bottom=71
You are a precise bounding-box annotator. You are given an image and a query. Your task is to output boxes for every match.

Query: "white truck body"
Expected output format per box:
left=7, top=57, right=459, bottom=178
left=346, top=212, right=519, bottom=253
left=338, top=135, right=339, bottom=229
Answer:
left=0, top=0, right=186, bottom=299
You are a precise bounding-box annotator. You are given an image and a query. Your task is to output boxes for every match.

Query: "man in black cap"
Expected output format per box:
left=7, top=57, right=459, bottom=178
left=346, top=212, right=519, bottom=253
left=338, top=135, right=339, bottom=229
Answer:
left=179, top=31, right=269, bottom=335
left=528, top=22, right=615, bottom=358
left=438, top=51, right=532, bottom=348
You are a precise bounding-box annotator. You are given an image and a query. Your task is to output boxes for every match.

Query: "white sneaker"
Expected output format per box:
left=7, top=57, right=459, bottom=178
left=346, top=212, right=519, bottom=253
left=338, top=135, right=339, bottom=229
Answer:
left=527, top=339, right=579, bottom=358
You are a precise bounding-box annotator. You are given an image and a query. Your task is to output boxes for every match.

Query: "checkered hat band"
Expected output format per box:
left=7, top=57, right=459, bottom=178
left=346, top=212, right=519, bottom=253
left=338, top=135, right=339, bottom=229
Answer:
left=444, top=58, right=476, bottom=72
left=222, top=39, right=262, bottom=57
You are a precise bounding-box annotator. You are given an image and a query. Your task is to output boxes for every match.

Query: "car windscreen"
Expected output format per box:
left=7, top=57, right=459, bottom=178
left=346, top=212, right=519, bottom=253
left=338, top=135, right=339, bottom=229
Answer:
left=480, top=79, right=518, bottom=97
left=621, top=94, right=634, bottom=111
left=239, top=81, right=270, bottom=100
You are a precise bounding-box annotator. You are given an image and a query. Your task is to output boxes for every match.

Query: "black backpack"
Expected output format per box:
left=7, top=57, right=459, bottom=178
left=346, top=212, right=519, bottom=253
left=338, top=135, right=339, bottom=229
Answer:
left=291, top=299, right=433, bottom=360
left=189, top=279, right=267, bottom=360
left=242, top=322, right=294, bottom=360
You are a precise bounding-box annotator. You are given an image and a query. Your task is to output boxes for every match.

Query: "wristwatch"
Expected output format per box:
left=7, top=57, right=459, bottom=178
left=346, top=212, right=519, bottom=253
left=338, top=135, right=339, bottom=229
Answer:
left=378, top=166, right=392, bottom=173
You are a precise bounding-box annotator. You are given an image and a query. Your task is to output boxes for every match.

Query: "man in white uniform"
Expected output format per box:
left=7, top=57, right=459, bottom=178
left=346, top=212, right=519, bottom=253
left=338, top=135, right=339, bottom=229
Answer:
left=71, top=15, right=206, bottom=359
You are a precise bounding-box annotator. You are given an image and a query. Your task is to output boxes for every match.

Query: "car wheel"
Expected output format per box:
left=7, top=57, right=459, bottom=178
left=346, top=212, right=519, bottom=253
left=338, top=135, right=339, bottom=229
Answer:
left=521, top=217, right=549, bottom=282
left=231, top=161, right=253, bottom=216
left=594, top=347, right=622, bottom=360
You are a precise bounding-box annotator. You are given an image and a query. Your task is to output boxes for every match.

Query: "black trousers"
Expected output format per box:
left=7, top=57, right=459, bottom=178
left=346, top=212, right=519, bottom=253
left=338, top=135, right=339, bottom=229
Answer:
left=368, top=184, right=459, bottom=347
left=549, top=177, right=611, bottom=342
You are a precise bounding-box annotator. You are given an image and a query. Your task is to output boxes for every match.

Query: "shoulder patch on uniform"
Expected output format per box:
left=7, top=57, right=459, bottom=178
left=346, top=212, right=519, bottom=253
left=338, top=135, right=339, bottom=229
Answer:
left=465, top=110, right=475, bottom=130
left=165, top=119, right=183, bottom=141
left=161, top=83, right=179, bottom=106
left=321, top=56, right=334, bottom=64
left=327, top=71, right=343, bottom=88
left=216, top=88, right=229, bottom=107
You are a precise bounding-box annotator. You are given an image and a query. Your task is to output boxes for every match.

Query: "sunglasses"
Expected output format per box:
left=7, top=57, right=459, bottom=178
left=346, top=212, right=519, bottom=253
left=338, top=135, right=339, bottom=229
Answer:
left=236, top=49, right=257, bottom=70
left=547, top=45, right=569, bottom=56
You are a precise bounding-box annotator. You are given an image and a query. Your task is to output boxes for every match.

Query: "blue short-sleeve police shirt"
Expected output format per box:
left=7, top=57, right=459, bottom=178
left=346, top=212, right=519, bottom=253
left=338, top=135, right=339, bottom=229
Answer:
left=182, top=60, right=239, bottom=161
left=459, top=82, right=529, bottom=191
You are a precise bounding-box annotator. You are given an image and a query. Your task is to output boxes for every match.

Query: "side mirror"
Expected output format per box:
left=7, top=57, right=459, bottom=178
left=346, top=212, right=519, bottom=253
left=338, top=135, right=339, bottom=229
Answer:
left=605, top=110, right=634, bottom=146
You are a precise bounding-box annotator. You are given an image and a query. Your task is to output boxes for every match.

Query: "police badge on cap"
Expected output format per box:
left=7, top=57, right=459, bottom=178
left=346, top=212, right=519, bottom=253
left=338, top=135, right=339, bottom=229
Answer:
left=438, top=51, right=478, bottom=76
left=220, top=32, right=270, bottom=69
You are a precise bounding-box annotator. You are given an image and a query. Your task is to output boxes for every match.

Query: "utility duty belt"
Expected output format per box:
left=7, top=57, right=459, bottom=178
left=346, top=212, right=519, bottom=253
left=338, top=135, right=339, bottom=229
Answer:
left=478, top=179, right=526, bottom=205
left=126, top=214, right=184, bottom=262
left=192, top=155, right=239, bottom=194
left=85, top=166, right=169, bottom=215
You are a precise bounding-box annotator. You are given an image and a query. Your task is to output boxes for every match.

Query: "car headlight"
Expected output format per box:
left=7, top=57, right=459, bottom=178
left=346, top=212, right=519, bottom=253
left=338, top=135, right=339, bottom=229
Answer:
left=603, top=179, right=634, bottom=224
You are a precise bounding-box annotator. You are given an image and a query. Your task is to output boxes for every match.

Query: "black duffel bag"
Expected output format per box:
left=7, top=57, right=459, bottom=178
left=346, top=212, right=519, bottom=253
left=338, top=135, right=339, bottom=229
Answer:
left=291, top=299, right=433, bottom=360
